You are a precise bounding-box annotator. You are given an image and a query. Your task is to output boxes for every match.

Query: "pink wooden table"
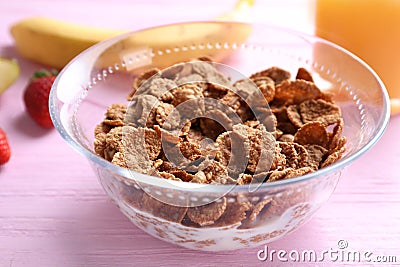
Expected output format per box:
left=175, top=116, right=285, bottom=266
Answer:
left=1, top=0, right=400, bottom=266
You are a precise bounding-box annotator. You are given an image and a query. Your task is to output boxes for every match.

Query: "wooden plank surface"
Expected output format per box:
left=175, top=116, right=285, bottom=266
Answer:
left=1, top=0, right=399, bottom=266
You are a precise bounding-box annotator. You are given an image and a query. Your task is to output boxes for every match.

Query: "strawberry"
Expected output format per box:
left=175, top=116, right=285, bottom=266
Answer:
left=23, top=69, right=58, bottom=128
left=0, top=128, right=11, bottom=165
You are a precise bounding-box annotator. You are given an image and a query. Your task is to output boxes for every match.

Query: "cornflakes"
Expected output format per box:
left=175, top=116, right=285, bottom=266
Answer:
left=103, top=103, right=127, bottom=126
left=249, top=66, right=291, bottom=85
left=251, top=76, right=275, bottom=103
left=212, top=197, right=252, bottom=227
left=142, top=192, right=188, bottom=223
left=286, top=105, right=303, bottom=128
left=274, top=79, right=322, bottom=105
left=187, top=197, right=227, bottom=226
left=94, top=59, right=347, bottom=228
left=128, top=68, right=161, bottom=100
left=295, top=67, right=314, bottom=82
left=293, top=121, right=329, bottom=148
left=299, top=99, right=342, bottom=126
left=248, top=198, right=273, bottom=222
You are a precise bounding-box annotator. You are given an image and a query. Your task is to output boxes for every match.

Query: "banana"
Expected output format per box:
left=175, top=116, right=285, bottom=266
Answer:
left=10, top=0, right=254, bottom=70
left=218, top=0, right=254, bottom=21
left=10, top=18, right=125, bottom=69
left=94, top=21, right=253, bottom=72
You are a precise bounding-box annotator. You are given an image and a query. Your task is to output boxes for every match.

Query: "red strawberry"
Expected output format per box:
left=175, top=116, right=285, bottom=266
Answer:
left=23, top=70, right=58, bottom=128
left=0, top=128, right=11, bottom=165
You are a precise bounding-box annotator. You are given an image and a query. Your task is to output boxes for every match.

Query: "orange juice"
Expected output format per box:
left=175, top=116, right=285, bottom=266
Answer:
left=315, top=0, right=400, bottom=113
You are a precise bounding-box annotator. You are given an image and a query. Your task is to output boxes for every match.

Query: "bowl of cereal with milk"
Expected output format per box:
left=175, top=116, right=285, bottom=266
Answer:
left=49, top=22, right=390, bottom=251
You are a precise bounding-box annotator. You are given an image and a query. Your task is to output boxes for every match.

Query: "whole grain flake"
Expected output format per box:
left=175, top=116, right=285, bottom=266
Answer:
left=94, top=60, right=347, bottom=228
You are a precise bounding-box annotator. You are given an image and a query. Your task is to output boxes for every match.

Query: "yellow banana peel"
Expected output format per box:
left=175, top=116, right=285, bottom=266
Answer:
left=10, top=0, right=254, bottom=70
left=10, top=17, right=125, bottom=69
left=94, top=22, right=253, bottom=72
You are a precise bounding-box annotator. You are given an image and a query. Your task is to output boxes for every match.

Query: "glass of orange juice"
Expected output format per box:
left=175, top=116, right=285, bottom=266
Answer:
left=315, top=0, right=400, bottom=114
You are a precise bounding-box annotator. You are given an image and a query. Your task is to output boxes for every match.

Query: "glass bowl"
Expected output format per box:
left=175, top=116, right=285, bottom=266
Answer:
left=49, top=22, right=390, bottom=251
